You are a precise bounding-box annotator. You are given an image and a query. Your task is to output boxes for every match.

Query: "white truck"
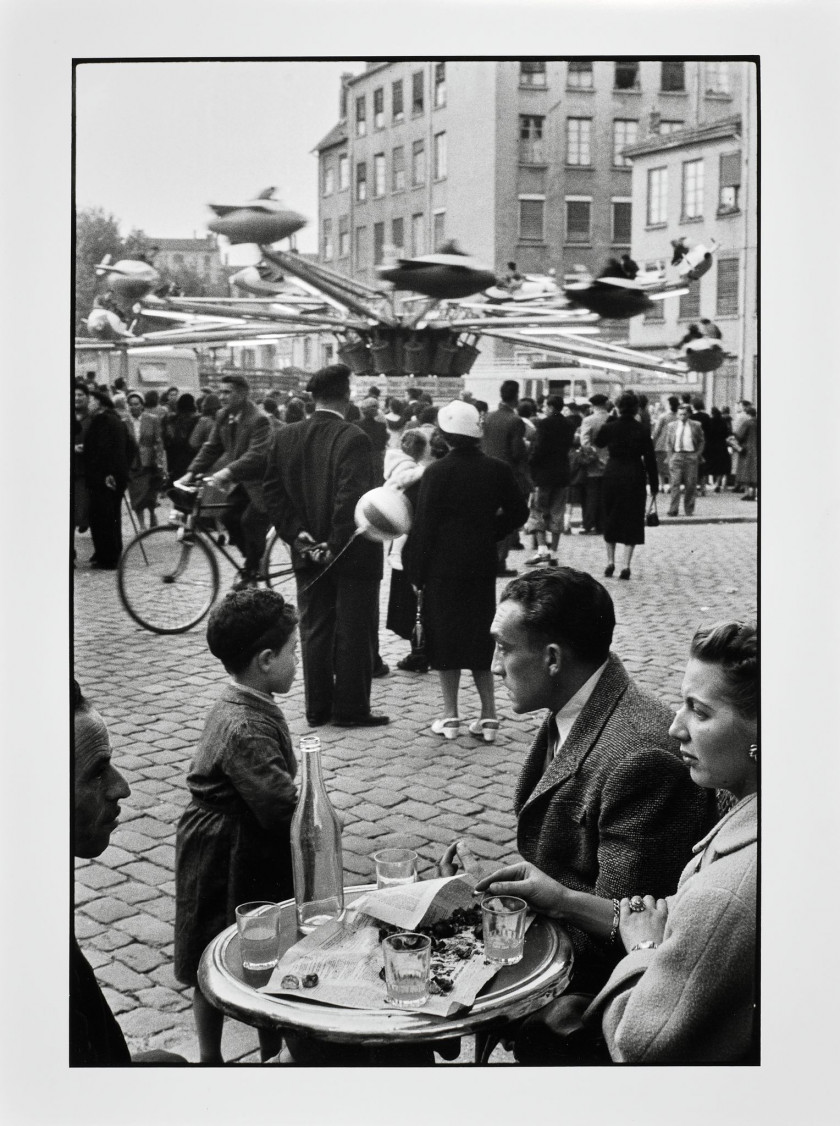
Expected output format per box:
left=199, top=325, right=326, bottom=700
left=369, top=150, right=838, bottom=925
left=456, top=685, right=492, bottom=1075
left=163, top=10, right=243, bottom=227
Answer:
left=74, top=342, right=201, bottom=396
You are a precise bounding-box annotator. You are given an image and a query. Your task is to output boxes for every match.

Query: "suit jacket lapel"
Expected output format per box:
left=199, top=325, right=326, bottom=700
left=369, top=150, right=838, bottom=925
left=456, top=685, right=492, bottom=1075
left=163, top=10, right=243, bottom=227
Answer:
left=519, top=653, right=629, bottom=812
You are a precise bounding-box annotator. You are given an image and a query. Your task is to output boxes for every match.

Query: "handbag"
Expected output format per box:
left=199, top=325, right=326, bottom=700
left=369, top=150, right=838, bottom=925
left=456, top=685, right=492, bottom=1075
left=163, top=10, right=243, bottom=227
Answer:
left=646, top=496, right=660, bottom=527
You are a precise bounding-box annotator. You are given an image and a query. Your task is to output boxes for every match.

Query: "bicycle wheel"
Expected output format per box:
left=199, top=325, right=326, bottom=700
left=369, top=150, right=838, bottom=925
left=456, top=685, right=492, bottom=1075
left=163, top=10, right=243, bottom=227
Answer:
left=118, top=526, right=220, bottom=633
left=261, top=530, right=296, bottom=590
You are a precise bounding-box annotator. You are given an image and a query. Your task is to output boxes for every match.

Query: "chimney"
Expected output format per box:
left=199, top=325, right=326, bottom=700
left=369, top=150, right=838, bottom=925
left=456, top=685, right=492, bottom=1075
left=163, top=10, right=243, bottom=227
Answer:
left=648, top=111, right=661, bottom=136
left=340, top=73, right=353, bottom=120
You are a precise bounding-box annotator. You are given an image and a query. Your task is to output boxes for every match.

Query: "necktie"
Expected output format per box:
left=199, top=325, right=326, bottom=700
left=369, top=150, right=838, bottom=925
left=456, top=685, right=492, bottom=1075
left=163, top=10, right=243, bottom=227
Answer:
left=229, top=419, right=238, bottom=447
left=678, top=423, right=684, bottom=451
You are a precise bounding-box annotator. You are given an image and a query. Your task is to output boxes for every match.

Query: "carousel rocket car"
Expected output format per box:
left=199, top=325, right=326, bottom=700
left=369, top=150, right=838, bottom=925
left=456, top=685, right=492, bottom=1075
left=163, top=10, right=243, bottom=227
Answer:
left=229, top=259, right=288, bottom=296
left=377, top=240, right=496, bottom=300
left=86, top=296, right=133, bottom=340
left=94, top=255, right=160, bottom=304
left=207, top=187, right=307, bottom=246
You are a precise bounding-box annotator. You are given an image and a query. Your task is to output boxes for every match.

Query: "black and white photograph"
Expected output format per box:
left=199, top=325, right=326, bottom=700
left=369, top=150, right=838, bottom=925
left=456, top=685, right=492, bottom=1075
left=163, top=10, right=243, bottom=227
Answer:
left=3, top=1, right=837, bottom=1123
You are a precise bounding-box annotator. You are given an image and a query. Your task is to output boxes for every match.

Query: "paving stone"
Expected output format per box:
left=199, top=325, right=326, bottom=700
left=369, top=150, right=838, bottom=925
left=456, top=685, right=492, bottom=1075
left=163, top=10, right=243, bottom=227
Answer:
left=110, top=829, right=160, bottom=853
left=127, top=817, right=173, bottom=839
left=113, top=913, right=173, bottom=945
left=141, top=896, right=177, bottom=924
left=397, top=799, right=442, bottom=821
left=148, top=962, right=182, bottom=990
left=439, top=797, right=484, bottom=816
left=74, top=915, right=106, bottom=938
left=109, top=880, right=161, bottom=905
left=82, top=896, right=138, bottom=924
left=145, top=844, right=176, bottom=869
left=96, top=959, right=153, bottom=992
left=118, top=1008, right=180, bottom=1037
left=88, top=928, right=134, bottom=952
left=134, top=984, right=190, bottom=1011
left=131, top=778, right=174, bottom=796
left=75, top=864, right=127, bottom=890
left=115, top=943, right=167, bottom=973
left=120, top=860, right=171, bottom=886
left=101, top=986, right=135, bottom=1015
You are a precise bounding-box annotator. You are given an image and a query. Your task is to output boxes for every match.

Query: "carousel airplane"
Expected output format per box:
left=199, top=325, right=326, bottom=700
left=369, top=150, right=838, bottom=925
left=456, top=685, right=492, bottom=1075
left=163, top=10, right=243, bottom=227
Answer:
left=94, top=255, right=160, bottom=304
left=207, top=187, right=307, bottom=246
left=377, top=240, right=497, bottom=300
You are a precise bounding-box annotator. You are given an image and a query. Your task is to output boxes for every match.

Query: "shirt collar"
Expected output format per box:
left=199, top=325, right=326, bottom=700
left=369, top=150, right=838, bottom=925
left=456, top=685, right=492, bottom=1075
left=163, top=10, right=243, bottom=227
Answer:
left=315, top=407, right=346, bottom=419
left=229, top=679, right=277, bottom=706
left=551, top=659, right=609, bottom=753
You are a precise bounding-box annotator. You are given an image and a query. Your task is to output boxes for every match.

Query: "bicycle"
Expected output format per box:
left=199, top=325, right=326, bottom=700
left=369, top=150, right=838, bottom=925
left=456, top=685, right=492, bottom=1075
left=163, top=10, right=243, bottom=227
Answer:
left=117, top=479, right=295, bottom=634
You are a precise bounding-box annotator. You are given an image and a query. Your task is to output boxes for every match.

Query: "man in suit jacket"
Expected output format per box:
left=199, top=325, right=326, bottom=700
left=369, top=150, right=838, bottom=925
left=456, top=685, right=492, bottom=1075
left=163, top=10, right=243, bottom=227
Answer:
left=262, top=364, right=388, bottom=728
left=665, top=404, right=706, bottom=516
left=527, top=395, right=576, bottom=565
left=179, top=373, right=272, bottom=584
left=481, top=380, right=529, bottom=576
left=578, top=393, right=611, bottom=533
left=83, top=390, right=135, bottom=569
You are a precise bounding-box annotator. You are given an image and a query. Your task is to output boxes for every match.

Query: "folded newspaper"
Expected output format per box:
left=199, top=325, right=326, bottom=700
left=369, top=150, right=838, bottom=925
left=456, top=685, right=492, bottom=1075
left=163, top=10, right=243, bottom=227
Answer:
left=260, top=875, right=516, bottom=1018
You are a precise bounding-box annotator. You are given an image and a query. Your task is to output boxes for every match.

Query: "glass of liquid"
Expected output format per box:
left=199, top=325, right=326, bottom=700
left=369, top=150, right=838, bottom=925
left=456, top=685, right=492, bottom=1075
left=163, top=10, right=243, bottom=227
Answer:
left=481, top=895, right=528, bottom=965
left=382, top=932, right=432, bottom=1008
left=235, top=901, right=282, bottom=971
left=373, top=848, right=419, bottom=889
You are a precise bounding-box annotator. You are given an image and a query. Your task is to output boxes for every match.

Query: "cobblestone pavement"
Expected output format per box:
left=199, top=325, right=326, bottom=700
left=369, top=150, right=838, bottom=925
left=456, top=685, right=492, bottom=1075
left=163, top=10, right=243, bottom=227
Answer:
left=73, top=496, right=756, bottom=1064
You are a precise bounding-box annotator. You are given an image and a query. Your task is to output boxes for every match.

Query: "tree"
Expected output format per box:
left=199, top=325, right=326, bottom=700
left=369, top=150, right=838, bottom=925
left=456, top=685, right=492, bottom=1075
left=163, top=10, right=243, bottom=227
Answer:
left=74, top=208, right=152, bottom=333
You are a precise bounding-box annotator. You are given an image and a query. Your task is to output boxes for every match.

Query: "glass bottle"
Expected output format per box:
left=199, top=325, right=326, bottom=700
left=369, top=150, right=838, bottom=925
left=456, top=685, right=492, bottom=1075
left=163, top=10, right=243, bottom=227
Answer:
left=290, top=736, right=345, bottom=933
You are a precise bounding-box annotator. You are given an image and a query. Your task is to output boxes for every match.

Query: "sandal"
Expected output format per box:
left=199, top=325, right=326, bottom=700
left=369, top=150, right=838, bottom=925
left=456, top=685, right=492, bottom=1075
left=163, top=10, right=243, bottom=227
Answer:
left=431, top=717, right=461, bottom=740
left=468, top=718, right=500, bottom=744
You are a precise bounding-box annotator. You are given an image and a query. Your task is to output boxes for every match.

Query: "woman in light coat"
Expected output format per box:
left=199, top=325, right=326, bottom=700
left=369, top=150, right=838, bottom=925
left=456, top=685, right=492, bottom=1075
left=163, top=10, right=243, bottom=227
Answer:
left=476, top=619, right=757, bottom=1063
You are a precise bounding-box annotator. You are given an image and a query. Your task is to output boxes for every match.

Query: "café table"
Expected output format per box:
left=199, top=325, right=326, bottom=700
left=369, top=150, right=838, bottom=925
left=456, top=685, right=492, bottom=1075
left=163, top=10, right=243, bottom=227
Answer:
left=198, top=884, right=573, bottom=1064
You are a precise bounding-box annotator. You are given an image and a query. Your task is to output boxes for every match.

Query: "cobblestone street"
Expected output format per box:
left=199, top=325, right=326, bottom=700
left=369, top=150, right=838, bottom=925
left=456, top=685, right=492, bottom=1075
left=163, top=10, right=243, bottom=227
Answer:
left=73, top=501, right=756, bottom=1063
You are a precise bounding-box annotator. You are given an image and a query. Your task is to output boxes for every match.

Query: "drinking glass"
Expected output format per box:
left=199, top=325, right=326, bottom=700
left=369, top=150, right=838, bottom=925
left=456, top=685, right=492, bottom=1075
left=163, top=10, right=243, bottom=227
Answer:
left=481, top=895, right=527, bottom=965
left=382, top=932, right=431, bottom=1008
left=235, top=901, right=282, bottom=971
left=373, top=848, right=419, bottom=889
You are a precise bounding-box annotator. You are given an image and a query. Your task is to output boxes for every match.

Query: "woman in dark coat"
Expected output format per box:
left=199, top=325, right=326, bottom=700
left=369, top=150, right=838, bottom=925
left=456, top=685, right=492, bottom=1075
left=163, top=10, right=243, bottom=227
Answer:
left=403, top=401, right=529, bottom=743
left=594, top=391, right=659, bottom=581
left=162, top=393, right=200, bottom=482
left=704, top=406, right=732, bottom=491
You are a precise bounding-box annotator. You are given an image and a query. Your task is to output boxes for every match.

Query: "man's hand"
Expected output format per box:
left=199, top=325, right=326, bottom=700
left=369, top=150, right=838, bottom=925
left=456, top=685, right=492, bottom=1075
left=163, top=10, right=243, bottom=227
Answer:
left=473, top=861, right=568, bottom=919
left=174, top=473, right=195, bottom=489
left=618, top=895, right=668, bottom=953
left=294, top=531, right=331, bottom=566
left=206, top=467, right=232, bottom=490
left=436, top=839, right=493, bottom=881
left=104, top=474, right=117, bottom=491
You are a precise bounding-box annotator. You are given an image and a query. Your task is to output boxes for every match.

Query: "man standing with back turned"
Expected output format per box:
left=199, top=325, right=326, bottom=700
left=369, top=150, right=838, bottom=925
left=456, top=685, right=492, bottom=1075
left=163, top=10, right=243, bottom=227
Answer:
left=263, top=364, right=389, bottom=728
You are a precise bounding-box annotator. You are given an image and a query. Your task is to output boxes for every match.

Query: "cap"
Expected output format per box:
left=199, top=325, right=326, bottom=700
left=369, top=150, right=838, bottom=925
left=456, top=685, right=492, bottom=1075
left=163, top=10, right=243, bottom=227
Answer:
left=126, top=391, right=144, bottom=405
left=221, top=373, right=250, bottom=391
left=589, top=393, right=609, bottom=407
left=437, top=400, right=482, bottom=438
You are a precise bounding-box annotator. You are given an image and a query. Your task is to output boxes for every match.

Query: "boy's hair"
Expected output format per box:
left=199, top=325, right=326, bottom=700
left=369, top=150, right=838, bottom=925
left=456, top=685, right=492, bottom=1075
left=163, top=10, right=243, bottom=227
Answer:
left=206, top=589, right=298, bottom=674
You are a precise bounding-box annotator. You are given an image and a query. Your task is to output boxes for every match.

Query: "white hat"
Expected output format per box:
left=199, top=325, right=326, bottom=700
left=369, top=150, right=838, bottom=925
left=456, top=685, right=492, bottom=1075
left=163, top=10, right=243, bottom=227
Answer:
left=437, top=400, right=482, bottom=438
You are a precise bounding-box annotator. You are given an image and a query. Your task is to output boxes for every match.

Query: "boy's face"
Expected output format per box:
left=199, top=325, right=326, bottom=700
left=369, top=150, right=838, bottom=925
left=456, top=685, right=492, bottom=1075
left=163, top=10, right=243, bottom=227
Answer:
left=265, top=628, right=298, bottom=695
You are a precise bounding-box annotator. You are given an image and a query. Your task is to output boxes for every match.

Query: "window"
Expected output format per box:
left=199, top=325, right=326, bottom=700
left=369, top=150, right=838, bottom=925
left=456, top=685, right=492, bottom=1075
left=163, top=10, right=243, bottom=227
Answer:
left=338, top=216, right=349, bottom=258
left=567, top=118, right=592, bottom=165
left=303, top=337, right=312, bottom=368
left=647, top=167, right=667, bottom=225
left=565, top=197, right=591, bottom=243
left=338, top=154, right=349, bottom=191
left=613, top=119, right=638, bottom=166
left=434, top=62, right=446, bottom=108
left=356, top=161, right=367, bottom=202
left=433, top=210, right=445, bottom=249
left=716, top=258, right=740, bottom=315
left=323, top=163, right=335, bottom=195
left=519, top=115, right=545, bottom=163
left=322, top=218, right=333, bottom=260
left=433, top=132, right=447, bottom=180
left=355, top=225, right=367, bottom=267
left=659, top=120, right=684, bottom=135
left=355, top=95, right=366, bottom=137
left=373, top=153, right=386, bottom=197
left=567, top=60, right=593, bottom=88
left=412, top=70, right=424, bottom=114
left=412, top=139, right=425, bottom=186
left=392, top=79, right=404, bottom=122
left=718, top=151, right=742, bottom=212
left=681, top=158, right=704, bottom=219
left=705, top=61, right=730, bottom=95
left=614, top=60, right=639, bottom=90
left=661, top=61, right=686, bottom=92
left=373, top=87, right=384, bottom=129
left=392, top=216, right=405, bottom=254
left=612, top=199, right=632, bottom=244
left=520, top=60, right=547, bottom=87
left=392, top=145, right=405, bottom=191
left=411, top=212, right=425, bottom=256
left=519, top=196, right=545, bottom=241
left=678, top=280, right=701, bottom=320
left=373, top=222, right=385, bottom=266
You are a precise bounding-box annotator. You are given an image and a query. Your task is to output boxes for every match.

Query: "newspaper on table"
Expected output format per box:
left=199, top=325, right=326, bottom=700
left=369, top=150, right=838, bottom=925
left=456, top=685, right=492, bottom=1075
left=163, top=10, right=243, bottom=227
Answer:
left=260, top=874, right=518, bottom=1019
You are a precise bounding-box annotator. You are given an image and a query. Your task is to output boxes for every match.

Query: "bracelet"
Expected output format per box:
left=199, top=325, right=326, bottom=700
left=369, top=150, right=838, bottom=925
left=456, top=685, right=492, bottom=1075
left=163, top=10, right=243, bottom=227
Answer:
left=631, top=940, right=658, bottom=951
left=609, top=898, right=620, bottom=945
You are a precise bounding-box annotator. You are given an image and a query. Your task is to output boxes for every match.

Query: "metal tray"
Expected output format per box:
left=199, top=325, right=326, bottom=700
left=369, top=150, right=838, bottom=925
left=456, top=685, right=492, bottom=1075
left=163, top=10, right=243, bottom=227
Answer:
left=198, top=885, right=573, bottom=1045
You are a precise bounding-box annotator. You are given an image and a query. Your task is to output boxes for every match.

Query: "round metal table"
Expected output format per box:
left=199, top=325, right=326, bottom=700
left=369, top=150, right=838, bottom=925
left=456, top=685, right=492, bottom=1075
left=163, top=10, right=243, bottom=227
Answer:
left=198, top=885, right=573, bottom=1048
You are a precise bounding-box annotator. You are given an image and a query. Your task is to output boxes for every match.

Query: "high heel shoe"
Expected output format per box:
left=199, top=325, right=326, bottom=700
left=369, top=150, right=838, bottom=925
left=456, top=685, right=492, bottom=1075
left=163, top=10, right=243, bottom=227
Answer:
left=619, top=568, right=631, bottom=580
left=468, top=718, right=500, bottom=744
left=431, top=717, right=461, bottom=740
left=604, top=564, right=615, bottom=578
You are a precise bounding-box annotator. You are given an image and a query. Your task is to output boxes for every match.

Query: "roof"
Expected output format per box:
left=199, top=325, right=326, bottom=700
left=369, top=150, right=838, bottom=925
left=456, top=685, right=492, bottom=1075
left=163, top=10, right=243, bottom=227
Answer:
left=313, top=120, right=348, bottom=153
left=623, top=114, right=742, bottom=159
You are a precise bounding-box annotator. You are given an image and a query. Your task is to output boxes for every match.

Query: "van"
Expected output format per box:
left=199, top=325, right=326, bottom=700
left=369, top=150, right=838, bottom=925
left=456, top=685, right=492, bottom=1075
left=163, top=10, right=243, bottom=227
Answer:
left=74, top=343, right=201, bottom=396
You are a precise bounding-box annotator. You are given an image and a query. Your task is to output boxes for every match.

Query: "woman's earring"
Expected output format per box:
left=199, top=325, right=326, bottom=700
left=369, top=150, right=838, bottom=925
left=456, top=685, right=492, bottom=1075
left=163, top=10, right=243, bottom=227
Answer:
left=749, top=744, right=758, bottom=762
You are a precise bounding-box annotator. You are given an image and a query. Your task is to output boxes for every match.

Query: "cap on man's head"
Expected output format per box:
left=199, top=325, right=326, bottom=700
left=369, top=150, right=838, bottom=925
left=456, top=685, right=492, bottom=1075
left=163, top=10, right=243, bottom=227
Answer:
left=90, top=389, right=114, bottom=409
left=589, top=393, right=609, bottom=407
left=437, top=400, right=482, bottom=438
left=221, top=373, right=250, bottom=391
left=306, top=363, right=352, bottom=401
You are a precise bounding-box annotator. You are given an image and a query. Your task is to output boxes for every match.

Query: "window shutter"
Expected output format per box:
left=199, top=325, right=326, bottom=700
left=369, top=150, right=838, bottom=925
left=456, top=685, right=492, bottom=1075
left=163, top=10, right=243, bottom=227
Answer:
left=719, top=152, right=742, bottom=187
left=716, top=258, right=740, bottom=316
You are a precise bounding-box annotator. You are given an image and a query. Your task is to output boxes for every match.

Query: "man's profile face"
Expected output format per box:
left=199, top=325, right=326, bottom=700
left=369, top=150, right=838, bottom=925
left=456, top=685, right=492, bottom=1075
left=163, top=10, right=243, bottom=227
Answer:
left=220, top=384, right=248, bottom=411
left=490, top=599, right=555, bottom=715
left=74, top=711, right=131, bottom=859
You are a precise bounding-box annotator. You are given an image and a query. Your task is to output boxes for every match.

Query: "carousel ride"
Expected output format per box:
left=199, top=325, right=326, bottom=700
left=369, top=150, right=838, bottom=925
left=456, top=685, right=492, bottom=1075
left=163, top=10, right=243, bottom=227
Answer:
left=83, top=189, right=730, bottom=379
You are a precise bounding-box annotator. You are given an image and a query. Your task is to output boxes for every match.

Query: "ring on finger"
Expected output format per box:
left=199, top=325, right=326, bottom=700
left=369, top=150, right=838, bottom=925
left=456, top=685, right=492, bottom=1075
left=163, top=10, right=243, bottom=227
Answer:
left=629, top=895, right=646, bottom=913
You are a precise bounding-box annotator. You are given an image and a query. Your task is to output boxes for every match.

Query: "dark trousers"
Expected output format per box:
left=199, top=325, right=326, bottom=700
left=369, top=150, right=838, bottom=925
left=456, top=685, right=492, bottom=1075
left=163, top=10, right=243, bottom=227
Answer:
left=88, top=484, right=125, bottom=567
left=222, top=486, right=270, bottom=574
left=296, top=571, right=379, bottom=722
left=582, top=476, right=603, bottom=533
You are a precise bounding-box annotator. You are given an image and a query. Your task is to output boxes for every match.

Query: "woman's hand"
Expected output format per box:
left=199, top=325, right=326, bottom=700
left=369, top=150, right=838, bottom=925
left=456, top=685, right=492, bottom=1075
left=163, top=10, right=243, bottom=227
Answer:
left=473, top=862, right=568, bottom=920
left=618, top=895, right=669, bottom=953
left=436, top=839, right=492, bottom=880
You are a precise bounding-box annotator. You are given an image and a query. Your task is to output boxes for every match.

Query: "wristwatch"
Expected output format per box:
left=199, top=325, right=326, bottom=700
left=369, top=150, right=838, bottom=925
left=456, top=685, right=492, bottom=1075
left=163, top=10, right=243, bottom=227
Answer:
left=630, top=940, right=658, bottom=951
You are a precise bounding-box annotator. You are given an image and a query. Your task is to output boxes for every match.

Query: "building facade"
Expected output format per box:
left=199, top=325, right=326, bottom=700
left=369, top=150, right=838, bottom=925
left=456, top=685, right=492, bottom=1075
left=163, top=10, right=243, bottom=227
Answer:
left=623, top=64, right=757, bottom=405
left=148, top=235, right=231, bottom=295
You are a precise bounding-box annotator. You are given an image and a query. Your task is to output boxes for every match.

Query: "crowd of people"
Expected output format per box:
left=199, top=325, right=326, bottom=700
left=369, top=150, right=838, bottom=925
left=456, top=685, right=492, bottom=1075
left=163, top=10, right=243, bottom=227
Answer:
left=73, top=364, right=758, bottom=1067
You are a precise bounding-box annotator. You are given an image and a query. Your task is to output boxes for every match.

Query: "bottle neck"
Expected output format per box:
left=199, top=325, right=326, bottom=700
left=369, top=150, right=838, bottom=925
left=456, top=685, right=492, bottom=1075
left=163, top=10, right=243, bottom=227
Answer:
left=299, top=742, right=325, bottom=789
